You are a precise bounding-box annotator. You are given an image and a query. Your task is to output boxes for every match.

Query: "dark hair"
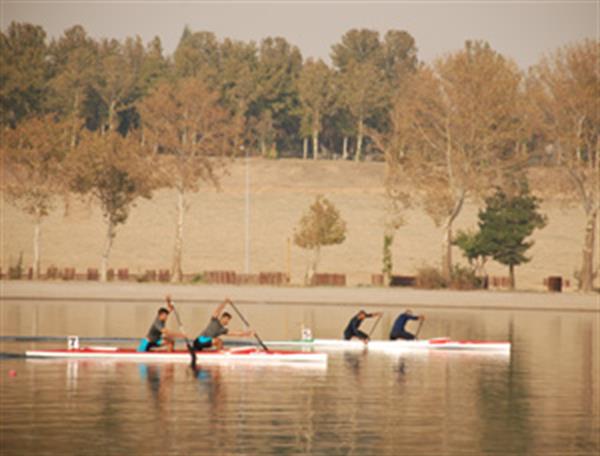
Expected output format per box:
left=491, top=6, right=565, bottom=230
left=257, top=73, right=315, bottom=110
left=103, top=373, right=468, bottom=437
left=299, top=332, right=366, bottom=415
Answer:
left=221, top=312, right=232, bottom=319
left=158, top=307, right=170, bottom=316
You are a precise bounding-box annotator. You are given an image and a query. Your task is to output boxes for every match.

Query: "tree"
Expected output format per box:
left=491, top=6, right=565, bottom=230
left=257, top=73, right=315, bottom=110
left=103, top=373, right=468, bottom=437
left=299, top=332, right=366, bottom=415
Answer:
left=381, top=196, right=407, bottom=285
left=381, top=30, right=418, bottom=90
left=476, top=186, right=547, bottom=289
left=0, top=22, right=49, bottom=126
left=1, top=115, right=69, bottom=278
left=69, top=130, right=154, bottom=282
left=527, top=39, right=600, bottom=291
left=138, top=78, right=241, bottom=282
left=331, top=29, right=382, bottom=71
left=453, top=230, right=490, bottom=277
left=338, top=61, right=388, bottom=161
left=331, top=29, right=417, bottom=161
left=297, top=59, right=335, bottom=160
left=250, top=37, right=302, bottom=155
left=47, top=25, right=97, bottom=145
left=293, top=195, right=347, bottom=284
left=92, top=37, right=146, bottom=134
left=173, top=28, right=220, bottom=85
left=388, top=41, right=527, bottom=279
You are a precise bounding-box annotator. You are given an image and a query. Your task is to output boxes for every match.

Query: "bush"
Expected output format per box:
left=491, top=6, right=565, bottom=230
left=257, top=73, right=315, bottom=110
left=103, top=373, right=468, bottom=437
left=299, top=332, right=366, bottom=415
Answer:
left=416, top=264, right=483, bottom=290
left=450, top=265, right=480, bottom=290
left=190, top=273, right=204, bottom=284
left=8, top=252, right=24, bottom=279
left=416, top=265, right=448, bottom=289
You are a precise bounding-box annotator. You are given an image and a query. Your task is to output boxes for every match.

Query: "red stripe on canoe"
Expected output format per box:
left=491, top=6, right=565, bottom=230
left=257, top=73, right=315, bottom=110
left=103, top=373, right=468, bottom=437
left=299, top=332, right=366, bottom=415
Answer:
left=428, top=340, right=510, bottom=345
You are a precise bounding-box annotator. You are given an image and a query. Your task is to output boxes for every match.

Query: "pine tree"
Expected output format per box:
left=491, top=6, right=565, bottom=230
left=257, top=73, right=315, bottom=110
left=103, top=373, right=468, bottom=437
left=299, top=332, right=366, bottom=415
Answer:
left=477, top=185, right=547, bottom=289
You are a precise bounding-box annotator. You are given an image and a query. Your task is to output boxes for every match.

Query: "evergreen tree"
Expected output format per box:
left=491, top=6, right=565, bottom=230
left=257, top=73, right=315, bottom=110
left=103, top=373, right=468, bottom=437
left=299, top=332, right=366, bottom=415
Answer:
left=0, top=22, right=49, bottom=126
left=477, top=185, right=547, bottom=289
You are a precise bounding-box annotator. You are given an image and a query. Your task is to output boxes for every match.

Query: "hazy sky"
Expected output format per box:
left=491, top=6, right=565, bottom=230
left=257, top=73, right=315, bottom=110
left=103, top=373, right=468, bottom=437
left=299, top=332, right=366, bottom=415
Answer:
left=1, top=1, right=598, bottom=68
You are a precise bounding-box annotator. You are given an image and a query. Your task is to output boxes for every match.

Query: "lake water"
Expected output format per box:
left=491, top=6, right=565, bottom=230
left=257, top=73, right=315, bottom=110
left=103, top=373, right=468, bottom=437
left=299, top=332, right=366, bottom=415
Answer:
left=0, top=303, right=598, bottom=455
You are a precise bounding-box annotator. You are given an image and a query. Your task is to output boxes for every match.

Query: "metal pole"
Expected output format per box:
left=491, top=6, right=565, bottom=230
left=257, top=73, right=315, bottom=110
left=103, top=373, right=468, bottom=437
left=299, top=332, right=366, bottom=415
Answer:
left=244, top=146, right=250, bottom=274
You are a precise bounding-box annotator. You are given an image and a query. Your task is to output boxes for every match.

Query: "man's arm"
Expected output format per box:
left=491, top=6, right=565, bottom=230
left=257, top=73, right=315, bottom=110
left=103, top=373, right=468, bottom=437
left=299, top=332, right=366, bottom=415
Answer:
left=367, top=312, right=383, bottom=318
left=165, top=294, right=175, bottom=312
left=227, top=329, right=255, bottom=337
left=212, top=298, right=231, bottom=318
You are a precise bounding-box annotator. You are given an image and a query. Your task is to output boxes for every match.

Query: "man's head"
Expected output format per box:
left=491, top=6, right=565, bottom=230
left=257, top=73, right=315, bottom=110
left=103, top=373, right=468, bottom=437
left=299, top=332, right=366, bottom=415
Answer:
left=405, top=309, right=413, bottom=315
left=357, top=310, right=367, bottom=320
left=157, top=307, right=170, bottom=321
left=220, top=312, right=232, bottom=326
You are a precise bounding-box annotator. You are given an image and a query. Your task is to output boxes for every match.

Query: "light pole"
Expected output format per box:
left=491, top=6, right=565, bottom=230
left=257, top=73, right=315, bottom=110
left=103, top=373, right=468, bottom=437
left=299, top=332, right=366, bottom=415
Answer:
left=243, top=145, right=250, bottom=274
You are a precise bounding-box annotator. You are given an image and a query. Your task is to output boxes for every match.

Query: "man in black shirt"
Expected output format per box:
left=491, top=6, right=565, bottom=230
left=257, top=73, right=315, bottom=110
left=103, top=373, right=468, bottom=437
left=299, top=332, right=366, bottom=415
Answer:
left=343, top=310, right=383, bottom=343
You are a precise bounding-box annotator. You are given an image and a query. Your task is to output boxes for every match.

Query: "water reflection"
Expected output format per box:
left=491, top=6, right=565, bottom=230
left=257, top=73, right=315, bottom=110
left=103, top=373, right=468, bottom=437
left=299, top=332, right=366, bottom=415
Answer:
left=2, top=310, right=598, bottom=455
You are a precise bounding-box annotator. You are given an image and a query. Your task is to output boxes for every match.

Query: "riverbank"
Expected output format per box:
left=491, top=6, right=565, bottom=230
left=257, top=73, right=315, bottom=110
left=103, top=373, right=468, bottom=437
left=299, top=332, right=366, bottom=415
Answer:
left=2, top=159, right=595, bottom=290
left=1, top=281, right=598, bottom=312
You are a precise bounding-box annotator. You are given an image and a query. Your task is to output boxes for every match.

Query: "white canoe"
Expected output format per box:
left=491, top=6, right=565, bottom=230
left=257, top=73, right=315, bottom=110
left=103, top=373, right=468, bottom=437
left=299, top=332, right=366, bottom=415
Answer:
left=263, top=338, right=511, bottom=353
left=25, top=346, right=328, bottom=364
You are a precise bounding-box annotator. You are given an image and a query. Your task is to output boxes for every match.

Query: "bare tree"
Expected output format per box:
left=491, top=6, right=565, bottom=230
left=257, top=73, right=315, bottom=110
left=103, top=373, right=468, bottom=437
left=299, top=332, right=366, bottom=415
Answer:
left=527, top=39, right=600, bottom=291
left=69, top=130, right=155, bottom=281
left=138, top=78, right=241, bottom=282
left=386, top=42, right=526, bottom=279
left=1, top=115, right=69, bottom=278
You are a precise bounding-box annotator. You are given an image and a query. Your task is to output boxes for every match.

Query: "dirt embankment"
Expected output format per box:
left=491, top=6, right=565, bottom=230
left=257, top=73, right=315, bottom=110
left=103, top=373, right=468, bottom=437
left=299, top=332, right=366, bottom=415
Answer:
left=1, top=159, right=594, bottom=290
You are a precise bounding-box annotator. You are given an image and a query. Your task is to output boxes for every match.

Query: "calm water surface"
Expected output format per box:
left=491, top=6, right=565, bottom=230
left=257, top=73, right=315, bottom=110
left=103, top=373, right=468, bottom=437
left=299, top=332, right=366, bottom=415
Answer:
left=0, top=304, right=598, bottom=455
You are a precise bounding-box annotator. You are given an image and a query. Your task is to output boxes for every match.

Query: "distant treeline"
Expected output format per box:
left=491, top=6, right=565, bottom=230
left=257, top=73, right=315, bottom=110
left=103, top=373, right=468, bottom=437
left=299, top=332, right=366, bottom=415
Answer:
left=1, top=23, right=598, bottom=291
left=0, top=23, right=418, bottom=159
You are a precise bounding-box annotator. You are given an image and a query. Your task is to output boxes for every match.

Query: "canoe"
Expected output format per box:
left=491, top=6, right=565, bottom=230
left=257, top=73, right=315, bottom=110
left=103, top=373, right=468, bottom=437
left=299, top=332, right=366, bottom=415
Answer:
left=25, top=346, right=328, bottom=364
left=262, top=337, right=511, bottom=353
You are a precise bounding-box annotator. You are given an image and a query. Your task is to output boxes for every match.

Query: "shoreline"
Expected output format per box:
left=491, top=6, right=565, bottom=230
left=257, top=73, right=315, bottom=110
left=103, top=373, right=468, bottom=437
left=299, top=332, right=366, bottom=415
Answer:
left=1, top=281, right=598, bottom=313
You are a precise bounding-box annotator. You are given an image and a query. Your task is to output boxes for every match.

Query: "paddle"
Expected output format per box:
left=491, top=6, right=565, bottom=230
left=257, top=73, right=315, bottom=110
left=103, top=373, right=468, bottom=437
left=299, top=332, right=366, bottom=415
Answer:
left=228, top=301, right=270, bottom=352
left=169, top=299, right=197, bottom=369
left=415, top=317, right=425, bottom=340
left=368, top=313, right=382, bottom=338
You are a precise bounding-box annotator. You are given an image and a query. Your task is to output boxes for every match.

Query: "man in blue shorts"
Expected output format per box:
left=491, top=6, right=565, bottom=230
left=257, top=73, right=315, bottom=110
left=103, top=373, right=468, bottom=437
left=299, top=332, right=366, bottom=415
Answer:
left=193, top=298, right=254, bottom=351
left=137, top=295, right=183, bottom=352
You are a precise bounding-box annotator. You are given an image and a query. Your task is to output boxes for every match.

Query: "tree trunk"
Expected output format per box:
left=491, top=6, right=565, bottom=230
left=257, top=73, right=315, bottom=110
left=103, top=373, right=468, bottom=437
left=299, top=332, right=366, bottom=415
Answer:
left=106, top=99, right=117, bottom=134
left=306, top=246, right=321, bottom=285
left=32, top=211, right=42, bottom=280
left=312, top=129, right=319, bottom=160
left=100, top=219, right=116, bottom=282
left=441, top=193, right=466, bottom=281
left=260, top=138, right=267, bottom=157
left=579, top=210, right=598, bottom=291
left=355, top=117, right=364, bottom=162
left=171, top=187, right=185, bottom=283
left=342, top=136, right=349, bottom=160
left=508, top=264, right=515, bottom=290
left=382, top=232, right=394, bottom=286
left=70, top=90, right=80, bottom=148
left=303, top=137, right=308, bottom=160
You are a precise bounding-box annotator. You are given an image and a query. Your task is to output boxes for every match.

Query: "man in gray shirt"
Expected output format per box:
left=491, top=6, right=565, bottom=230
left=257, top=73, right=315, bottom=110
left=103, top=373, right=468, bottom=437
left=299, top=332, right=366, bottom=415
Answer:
left=193, top=298, right=254, bottom=351
left=137, top=295, right=185, bottom=352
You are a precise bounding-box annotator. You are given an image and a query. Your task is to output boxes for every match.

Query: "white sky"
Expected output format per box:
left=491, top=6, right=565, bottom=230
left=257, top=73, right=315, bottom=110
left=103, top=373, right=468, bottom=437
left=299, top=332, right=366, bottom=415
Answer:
left=1, top=1, right=598, bottom=68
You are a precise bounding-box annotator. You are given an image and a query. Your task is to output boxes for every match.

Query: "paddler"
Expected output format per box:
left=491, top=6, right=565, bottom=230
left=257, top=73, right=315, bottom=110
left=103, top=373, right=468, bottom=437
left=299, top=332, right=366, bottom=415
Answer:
left=193, top=298, right=255, bottom=351
left=137, top=295, right=185, bottom=352
left=343, top=310, right=383, bottom=342
left=389, top=309, right=425, bottom=340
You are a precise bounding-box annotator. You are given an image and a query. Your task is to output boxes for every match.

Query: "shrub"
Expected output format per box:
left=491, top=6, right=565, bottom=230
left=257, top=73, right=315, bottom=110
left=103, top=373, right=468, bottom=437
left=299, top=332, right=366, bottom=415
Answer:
left=450, top=265, right=480, bottom=290
left=415, top=265, right=448, bottom=289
